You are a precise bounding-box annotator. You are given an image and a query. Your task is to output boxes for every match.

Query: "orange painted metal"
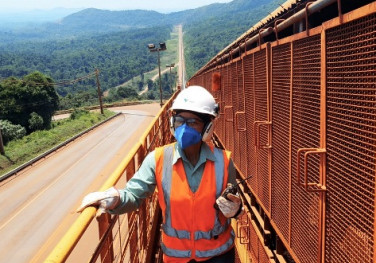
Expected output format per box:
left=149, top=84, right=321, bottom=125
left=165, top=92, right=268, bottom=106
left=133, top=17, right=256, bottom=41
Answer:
left=191, top=2, right=376, bottom=263
left=319, top=26, right=327, bottom=263
left=296, top=148, right=326, bottom=192
left=273, top=19, right=285, bottom=40
left=323, top=4, right=376, bottom=262
left=289, top=41, right=294, bottom=247
left=95, top=213, right=114, bottom=263
left=304, top=2, right=314, bottom=36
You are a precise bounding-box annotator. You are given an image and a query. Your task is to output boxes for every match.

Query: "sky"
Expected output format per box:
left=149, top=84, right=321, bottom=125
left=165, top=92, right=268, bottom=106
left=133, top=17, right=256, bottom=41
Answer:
left=0, top=0, right=233, bottom=13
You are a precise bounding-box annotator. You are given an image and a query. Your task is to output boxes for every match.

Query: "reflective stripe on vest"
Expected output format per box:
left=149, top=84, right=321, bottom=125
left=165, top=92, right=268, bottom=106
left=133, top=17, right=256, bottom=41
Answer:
left=161, top=145, right=191, bottom=240
left=196, top=231, right=235, bottom=258
left=158, top=143, right=234, bottom=259
left=162, top=231, right=236, bottom=259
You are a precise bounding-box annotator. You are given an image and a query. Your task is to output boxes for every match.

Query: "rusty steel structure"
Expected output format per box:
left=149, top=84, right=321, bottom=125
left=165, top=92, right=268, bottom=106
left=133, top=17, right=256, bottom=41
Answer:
left=46, top=0, right=376, bottom=263
left=189, top=0, right=376, bottom=262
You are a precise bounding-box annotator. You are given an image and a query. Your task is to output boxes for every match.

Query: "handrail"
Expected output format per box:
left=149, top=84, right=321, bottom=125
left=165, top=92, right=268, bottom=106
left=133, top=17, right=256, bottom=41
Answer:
left=44, top=93, right=177, bottom=263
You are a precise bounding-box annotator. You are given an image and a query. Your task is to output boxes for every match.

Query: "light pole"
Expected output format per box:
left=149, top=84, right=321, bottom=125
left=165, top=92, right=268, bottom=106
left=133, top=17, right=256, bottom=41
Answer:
left=166, top=63, right=175, bottom=74
left=95, top=68, right=104, bottom=114
left=166, top=63, right=175, bottom=93
left=148, top=42, right=166, bottom=107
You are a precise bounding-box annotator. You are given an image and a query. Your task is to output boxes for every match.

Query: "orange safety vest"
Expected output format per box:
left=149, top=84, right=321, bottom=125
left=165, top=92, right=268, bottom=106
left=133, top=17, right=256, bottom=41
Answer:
left=155, top=143, right=234, bottom=263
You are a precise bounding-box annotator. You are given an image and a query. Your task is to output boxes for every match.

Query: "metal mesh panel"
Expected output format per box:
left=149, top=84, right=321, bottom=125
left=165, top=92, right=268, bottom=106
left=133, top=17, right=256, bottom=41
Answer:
left=291, top=34, right=321, bottom=263
left=254, top=49, right=270, bottom=212
left=209, top=71, right=214, bottom=93
left=236, top=60, right=248, bottom=176
left=204, top=72, right=211, bottom=92
left=325, top=13, right=376, bottom=263
left=232, top=61, right=240, bottom=167
left=235, top=60, right=244, bottom=112
left=212, top=71, right=221, bottom=106
left=271, top=43, right=291, bottom=240
left=249, top=220, right=260, bottom=263
left=225, top=63, right=236, bottom=152
left=243, top=53, right=257, bottom=192
left=259, top=242, right=271, bottom=263
left=248, top=219, right=271, bottom=263
left=214, top=66, right=227, bottom=141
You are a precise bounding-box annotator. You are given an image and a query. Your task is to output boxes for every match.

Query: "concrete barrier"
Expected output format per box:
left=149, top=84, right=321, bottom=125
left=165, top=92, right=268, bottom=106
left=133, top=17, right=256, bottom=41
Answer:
left=0, top=113, right=121, bottom=182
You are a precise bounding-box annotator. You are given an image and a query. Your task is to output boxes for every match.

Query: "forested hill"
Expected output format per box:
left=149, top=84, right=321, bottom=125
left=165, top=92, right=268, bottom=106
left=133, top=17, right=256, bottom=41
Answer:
left=183, top=0, right=283, bottom=77
left=0, top=0, right=280, bottom=41
left=58, top=0, right=275, bottom=34
left=0, top=27, right=171, bottom=95
left=0, top=0, right=283, bottom=98
left=59, top=0, right=276, bottom=30
left=44, top=9, right=167, bottom=36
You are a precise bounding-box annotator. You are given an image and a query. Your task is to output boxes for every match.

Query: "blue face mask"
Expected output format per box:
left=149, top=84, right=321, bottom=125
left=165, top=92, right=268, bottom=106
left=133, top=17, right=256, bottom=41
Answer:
left=174, top=123, right=202, bottom=149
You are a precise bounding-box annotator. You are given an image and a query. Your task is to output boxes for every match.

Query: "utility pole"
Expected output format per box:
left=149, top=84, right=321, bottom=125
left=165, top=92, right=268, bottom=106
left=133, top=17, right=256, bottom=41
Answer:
left=166, top=63, right=175, bottom=93
left=0, top=126, right=5, bottom=155
left=95, top=69, right=104, bottom=114
left=157, top=50, right=163, bottom=107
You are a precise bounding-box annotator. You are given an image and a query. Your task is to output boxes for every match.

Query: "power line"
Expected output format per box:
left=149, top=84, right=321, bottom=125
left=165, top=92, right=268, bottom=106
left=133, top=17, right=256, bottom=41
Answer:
left=0, top=70, right=103, bottom=110
left=0, top=71, right=98, bottom=87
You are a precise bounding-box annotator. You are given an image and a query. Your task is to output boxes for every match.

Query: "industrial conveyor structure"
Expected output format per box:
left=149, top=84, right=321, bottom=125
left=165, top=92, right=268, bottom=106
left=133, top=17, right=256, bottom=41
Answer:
left=46, top=0, right=376, bottom=262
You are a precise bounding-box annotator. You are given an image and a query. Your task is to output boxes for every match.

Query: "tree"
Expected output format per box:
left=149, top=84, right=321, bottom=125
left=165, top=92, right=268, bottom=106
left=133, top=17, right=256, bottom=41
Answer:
left=0, top=72, right=59, bottom=132
left=116, top=86, right=139, bottom=99
left=137, top=81, right=144, bottom=91
left=28, top=112, right=44, bottom=131
left=0, top=119, right=26, bottom=144
left=0, top=26, right=170, bottom=100
left=147, top=79, right=154, bottom=90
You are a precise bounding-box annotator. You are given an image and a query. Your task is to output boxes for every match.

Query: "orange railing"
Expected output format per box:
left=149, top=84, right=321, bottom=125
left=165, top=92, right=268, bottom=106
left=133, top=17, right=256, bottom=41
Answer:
left=45, top=93, right=177, bottom=263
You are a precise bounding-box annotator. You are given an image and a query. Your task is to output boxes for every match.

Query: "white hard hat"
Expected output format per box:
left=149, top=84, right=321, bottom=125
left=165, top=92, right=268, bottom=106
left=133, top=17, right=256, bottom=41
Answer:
left=170, top=85, right=218, bottom=117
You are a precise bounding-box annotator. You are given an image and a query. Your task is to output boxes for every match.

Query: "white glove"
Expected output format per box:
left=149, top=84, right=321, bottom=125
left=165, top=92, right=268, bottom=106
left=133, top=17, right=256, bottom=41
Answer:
left=76, top=187, right=120, bottom=215
left=215, top=193, right=241, bottom=218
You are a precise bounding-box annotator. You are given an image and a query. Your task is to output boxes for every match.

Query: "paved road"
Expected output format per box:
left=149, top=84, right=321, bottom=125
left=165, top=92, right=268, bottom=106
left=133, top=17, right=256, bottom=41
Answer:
left=0, top=103, right=161, bottom=263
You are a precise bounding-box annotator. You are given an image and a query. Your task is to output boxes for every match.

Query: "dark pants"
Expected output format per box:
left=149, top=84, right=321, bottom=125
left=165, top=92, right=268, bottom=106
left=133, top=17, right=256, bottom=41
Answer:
left=188, top=247, right=235, bottom=263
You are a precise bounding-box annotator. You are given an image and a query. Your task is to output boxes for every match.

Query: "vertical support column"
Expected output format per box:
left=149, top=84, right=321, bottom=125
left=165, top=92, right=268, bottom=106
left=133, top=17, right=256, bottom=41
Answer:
left=266, top=42, right=273, bottom=215
left=97, top=213, right=114, bottom=263
left=288, top=41, right=294, bottom=245
left=252, top=53, right=258, bottom=199
left=319, top=27, right=328, bottom=263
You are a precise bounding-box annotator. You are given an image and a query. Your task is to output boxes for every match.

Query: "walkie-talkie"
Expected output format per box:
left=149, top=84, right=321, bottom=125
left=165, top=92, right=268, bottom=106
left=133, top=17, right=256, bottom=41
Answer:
left=214, top=175, right=252, bottom=210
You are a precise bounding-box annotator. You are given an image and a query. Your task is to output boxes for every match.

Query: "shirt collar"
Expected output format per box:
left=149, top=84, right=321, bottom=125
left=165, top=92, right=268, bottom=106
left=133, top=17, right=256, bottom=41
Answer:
left=172, top=142, right=217, bottom=165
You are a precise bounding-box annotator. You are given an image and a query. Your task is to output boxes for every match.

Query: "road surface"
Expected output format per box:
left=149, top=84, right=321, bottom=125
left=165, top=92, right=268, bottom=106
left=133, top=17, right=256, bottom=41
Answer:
left=0, top=103, right=161, bottom=263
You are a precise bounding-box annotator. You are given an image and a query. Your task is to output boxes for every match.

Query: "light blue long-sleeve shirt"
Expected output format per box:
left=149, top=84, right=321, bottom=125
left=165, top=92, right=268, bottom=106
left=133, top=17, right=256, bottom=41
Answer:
left=111, top=142, right=236, bottom=214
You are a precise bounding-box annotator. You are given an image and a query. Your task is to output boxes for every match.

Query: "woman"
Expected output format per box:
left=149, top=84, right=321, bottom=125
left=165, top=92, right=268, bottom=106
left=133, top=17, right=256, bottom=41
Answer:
left=78, top=85, right=243, bottom=263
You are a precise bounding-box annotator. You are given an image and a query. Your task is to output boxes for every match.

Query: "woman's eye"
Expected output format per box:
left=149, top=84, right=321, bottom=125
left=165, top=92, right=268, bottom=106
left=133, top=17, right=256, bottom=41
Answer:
left=187, top=120, right=198, bottom=126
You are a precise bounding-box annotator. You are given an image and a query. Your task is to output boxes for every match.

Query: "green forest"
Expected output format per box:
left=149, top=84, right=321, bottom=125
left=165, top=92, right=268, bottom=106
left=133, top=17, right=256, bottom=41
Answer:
left=183, top=0, right=280, bottom=77
left=0, top=0, right=283, bottom=144
left=0, top=26, right=171, bottom=95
